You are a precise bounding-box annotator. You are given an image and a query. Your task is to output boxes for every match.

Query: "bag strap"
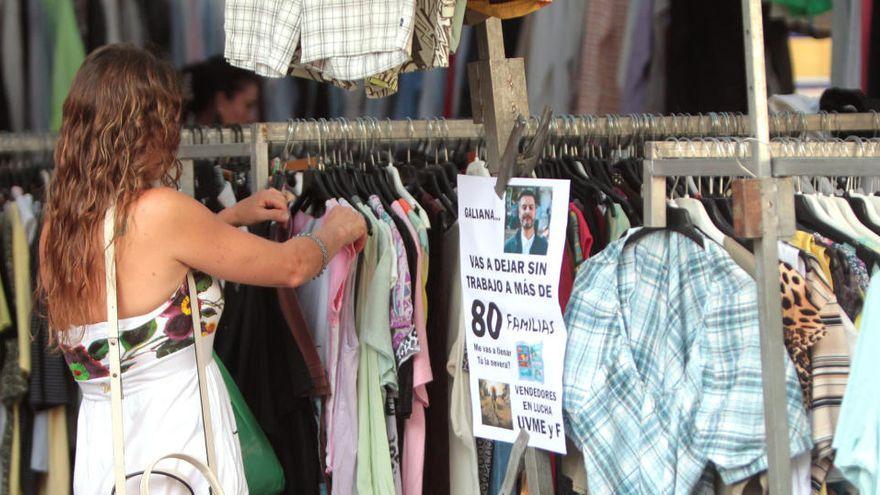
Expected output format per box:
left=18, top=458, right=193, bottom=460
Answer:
left=104, top=206, right=128, bottom=495
left=103, top=208, right=222, bottom=495
left=140, top=453, right=224, bottom=493
left=188, top=272, right=219, bottom=471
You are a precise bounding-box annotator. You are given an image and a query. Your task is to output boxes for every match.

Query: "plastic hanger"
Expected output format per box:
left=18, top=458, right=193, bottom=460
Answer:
left=625, top=224, right=704, bottom=249
left=857, top=194, right=880, bottom=224
left=848, top=194, right=880, bottom=236
left=385, top=162, right=431, bottom=228
left=828, top=196, right=880, bottom=246
left=807, top=194, right=861, bottom=239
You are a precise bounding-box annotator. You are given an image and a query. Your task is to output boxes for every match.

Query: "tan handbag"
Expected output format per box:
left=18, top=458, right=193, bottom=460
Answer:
left=103, top=206, right=225, bottom=494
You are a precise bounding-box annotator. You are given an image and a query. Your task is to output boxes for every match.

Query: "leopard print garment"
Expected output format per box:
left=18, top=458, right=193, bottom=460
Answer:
left=779, top=262, right=827, bottom=406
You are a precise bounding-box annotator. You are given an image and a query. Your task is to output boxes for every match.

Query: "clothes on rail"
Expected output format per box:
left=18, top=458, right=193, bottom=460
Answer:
left=214, top=245, right=321, bottom=495
left=584, top=166, right=880, bottom=494
left=0, top=161, right=74, bottom=495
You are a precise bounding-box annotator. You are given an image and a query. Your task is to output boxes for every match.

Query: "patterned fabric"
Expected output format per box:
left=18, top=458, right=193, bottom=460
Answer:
left=563, top=229, right=812, bottom=494
left=567, top=210, right=584, bottom=265
left=368, top=196, right=419, bottom=365
left=779, top=262, right=827, bottom=406
left=61, top=272, right=223, bottom=381
left=832, top=242, right=870, bottom=292
left=224, top=0, right=304, bottom=77
left=828, top=247, right=864, bottom=326
left=813, top=233, right=869, bottom=293
left=364, top=0, right=455, bottom=98
left=802, top=255, right=851, bottom=492
left=0, top=339, right=27, bottom=493
left=282, top=0, right=454, bottom=97
left=298, top=0, right=417, bottom=80
left=476, top=437, right=492, bottom=495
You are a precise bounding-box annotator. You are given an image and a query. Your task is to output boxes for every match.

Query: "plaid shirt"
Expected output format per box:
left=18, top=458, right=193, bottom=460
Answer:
left=299, top=0, right=416, bottom=80
left=563, top=230, right=812, bottom=494
left=224, top=0, right=304, bottom=77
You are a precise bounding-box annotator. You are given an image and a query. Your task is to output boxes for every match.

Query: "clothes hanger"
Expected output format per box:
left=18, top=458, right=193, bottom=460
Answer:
left=673, top=188, right=725, bottom=246
left=804, top=193, right=861, bottom=240
left=848, top=192, right=880, bottom=235
left=625, top=223, right=704, bottom=249
left=828, top=194, right=880, bottom=246
left=381, top=119, right=432, bottom=228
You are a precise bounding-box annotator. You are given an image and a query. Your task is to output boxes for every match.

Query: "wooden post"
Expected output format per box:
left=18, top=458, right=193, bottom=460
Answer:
left=468, top=18, right=529, bottom=174
left=740, top=0, right=793, bottom=492
left=468, top=17, right=553, bottom=495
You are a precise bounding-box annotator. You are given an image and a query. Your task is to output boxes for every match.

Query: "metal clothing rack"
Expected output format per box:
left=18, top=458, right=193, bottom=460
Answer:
left=643, top=137, right=880, bottom=494
left=4, top=111, right=879, bottom=194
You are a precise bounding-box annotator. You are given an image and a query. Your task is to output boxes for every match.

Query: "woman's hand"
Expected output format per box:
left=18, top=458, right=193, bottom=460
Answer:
left=219, top=188, right=290, bottom=227
left=316, top=205, right=368, bottom=253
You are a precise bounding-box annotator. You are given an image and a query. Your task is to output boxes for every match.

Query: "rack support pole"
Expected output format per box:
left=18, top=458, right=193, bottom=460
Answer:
left=468, top=18, right=529, bottom=174
left=250, top=123, right=270, bottom=191
left=469, top=17, right=552, bottom=494
left=178, top=129, right=195, bottom=197
left=741, top=0, right=793, bottom=492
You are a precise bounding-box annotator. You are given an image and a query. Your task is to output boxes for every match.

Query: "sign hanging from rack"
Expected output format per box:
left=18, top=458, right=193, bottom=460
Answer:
left=457, top=175, right=569, bottom=454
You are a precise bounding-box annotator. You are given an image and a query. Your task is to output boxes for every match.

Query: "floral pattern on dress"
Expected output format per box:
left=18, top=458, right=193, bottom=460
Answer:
left=62, top=271, right=223, bottom=381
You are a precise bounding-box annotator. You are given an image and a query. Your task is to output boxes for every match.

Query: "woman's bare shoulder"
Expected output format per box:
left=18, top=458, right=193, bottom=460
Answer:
left=128, top=187, right=206, bottom=231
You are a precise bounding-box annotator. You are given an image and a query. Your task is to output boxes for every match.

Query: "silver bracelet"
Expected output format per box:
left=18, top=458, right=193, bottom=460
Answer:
left=297, top=233, right=329, bottom=279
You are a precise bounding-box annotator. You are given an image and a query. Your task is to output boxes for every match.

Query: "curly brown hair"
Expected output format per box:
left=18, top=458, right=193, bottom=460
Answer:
left=39, top=44, right=182, bottom=341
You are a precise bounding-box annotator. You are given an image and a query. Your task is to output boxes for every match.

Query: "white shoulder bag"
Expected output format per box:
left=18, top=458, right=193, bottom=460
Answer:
left=103, top=206, right=225, bottom=494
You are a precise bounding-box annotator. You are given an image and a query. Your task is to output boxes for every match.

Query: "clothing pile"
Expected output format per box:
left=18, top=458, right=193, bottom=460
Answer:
left=223, top=0, right=551, bottom=98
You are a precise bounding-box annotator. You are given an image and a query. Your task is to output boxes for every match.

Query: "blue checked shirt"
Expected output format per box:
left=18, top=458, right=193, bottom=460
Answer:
left=562, top=230, right=812, bottom=494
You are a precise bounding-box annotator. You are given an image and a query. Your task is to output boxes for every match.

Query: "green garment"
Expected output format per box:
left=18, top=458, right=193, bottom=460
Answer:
left=45, top=0, right=85, bottom=131
left=606, top=203, right=631, bottom=242
left=770, top=0, right=831, bottom=16
left=355, top=206, right=397, bottom=495
left=450, top=0, right=469, bottom=53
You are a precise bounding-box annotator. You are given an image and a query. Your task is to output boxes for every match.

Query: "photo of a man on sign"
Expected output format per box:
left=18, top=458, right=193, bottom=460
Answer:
left=504, top=187, right=551, bottom=255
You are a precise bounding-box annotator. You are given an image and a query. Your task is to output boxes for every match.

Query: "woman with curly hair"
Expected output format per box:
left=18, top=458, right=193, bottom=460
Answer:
left=38, top=44, right=366, bottom=493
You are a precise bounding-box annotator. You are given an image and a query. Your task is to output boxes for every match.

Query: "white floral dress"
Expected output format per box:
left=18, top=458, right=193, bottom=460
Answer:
left=61, top=272, right=248, bottom=494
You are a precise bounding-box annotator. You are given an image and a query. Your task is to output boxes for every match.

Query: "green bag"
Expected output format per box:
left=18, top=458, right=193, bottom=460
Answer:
left=215, top=355, right=286, bottom=494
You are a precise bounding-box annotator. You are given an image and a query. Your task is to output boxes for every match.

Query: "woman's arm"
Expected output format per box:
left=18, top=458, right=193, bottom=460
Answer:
left=141, top=187, right=365, bottom=288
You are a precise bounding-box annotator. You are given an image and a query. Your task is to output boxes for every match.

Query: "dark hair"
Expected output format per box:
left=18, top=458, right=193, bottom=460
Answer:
left=181, top=56, right=261, bottom=116
left=518, top=188, right=538, bottom=203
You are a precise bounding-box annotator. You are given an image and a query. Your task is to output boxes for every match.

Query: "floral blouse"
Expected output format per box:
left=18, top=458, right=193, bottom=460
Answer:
left=62, top=272, right=224, bottom=381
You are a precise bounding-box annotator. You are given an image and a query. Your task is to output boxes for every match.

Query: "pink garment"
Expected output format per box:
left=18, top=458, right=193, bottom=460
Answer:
left=392, top=200, right=432, bottom=495
left=323, top=201, right=359, bottom=494
left=329, top=251, right=360, bottom=495
left=569, top=203, right=594, bottom=258
left=294, top=200, right=360, bottom=493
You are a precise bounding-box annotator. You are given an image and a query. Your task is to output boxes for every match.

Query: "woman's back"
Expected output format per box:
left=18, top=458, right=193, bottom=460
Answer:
left=38, top=44, right=365, bottom=495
